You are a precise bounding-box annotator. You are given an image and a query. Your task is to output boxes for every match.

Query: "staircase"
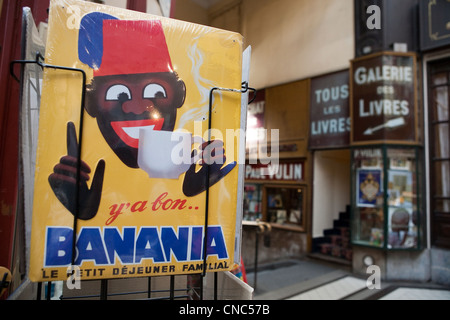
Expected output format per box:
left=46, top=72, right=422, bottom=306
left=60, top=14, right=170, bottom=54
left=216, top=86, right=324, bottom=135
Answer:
left=312, top=205, right=352, bottom=263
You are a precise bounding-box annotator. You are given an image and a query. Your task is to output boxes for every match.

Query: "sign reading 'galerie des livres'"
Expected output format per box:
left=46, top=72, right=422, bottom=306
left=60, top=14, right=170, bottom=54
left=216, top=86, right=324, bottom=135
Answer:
left=350, top=52, right=419, bottom=145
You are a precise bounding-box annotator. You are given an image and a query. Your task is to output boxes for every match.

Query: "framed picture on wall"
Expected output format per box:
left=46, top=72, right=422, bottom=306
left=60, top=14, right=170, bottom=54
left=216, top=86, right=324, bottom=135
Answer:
left=387, top=170, right=413, bottom=208
left=357, top=169, right=382, bottom=207
left=276, top=210, right=287, bottom=224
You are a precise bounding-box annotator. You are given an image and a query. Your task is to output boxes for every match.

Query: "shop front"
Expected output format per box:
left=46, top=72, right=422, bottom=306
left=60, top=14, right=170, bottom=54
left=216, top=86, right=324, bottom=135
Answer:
left=349, top=51, right=427, bottom=280
left=244, top=160, right=306, bottom=231
left=241, top=159, right=309, bottom=269
left=241, top=80, right=311, bottom=269
left=241, top=71, right=353, bottom=268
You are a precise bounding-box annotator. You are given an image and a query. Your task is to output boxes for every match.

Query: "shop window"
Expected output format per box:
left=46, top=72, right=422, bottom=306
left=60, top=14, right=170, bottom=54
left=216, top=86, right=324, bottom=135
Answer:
left=243, top=184, right=262, bottom=221
left=264, top=185, right=306, bottom=229
left=243, top=160, right=307, bottom=231
left=351, top=146, right=422, bottom=250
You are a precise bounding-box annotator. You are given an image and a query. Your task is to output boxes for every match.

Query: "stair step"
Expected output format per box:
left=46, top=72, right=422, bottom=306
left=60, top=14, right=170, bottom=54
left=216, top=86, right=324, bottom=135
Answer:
left=324, top=228, right=340, bottom=236
left=312, top=236, right=327, bottom=251
left=314, top=204, right=352, bottom=259
left=339, top=211, right=350, bottom=220
left=319, top=243, right=333, bottom=255
left=329, top=234, right=342, bottom=246
left=333, top=219, right=350, bottom=228
left=318, top=244, right=353, bottom=261
left=338, top=226, right=350, bottom=238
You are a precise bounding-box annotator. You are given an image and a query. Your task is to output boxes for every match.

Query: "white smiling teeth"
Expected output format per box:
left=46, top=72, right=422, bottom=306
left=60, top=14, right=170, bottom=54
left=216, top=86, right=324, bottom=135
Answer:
left=122, top=125, right=155, bottom=139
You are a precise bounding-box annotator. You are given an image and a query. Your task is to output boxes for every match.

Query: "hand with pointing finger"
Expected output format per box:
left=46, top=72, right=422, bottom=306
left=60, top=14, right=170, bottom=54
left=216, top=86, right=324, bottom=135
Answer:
left=48, top=122, right=105, bottom=220
left=182, top=139, right=236, bottom=197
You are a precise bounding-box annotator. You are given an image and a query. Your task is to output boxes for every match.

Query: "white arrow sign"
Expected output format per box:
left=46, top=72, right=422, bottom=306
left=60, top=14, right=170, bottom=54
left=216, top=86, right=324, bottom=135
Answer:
left=363, top=117, right=406, bottom=135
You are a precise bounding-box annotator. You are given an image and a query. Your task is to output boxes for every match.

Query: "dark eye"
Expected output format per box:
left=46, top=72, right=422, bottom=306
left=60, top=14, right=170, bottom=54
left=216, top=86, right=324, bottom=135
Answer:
left=143, top=83, right=167, bottom=99
left=106, top=85, right=132, bottom=101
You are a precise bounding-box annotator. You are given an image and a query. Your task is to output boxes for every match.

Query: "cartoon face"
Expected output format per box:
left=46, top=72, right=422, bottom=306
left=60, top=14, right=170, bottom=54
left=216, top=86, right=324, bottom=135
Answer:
left=86, top=72, right=186, bottom=168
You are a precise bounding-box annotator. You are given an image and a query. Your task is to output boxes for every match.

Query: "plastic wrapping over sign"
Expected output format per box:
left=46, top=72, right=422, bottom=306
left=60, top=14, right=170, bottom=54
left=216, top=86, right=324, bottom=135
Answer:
left=29, top=0, right=245, bottom=282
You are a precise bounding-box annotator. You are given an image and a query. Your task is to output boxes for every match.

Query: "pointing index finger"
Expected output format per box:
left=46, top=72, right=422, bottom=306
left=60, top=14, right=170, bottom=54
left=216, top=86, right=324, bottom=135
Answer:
left=67, top=122, right=79, bottom=157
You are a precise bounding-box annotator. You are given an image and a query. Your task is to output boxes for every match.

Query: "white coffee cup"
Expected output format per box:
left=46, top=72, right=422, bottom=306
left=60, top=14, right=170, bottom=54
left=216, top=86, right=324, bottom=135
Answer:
left=138, top=128, right=202, bottom=179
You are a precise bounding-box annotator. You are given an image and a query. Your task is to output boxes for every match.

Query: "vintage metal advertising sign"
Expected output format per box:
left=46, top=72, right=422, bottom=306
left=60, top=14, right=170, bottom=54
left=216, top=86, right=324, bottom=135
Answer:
left=309, top=70, right=350, bottom=149
left=29, top=0, right=245, bottom=282
left=350, top=52, right=418, bottom=145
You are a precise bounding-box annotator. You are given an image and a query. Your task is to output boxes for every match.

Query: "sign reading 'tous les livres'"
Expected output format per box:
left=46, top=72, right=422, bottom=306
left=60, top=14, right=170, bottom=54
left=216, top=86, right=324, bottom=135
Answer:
left=309, top=70, right=350, bottom=149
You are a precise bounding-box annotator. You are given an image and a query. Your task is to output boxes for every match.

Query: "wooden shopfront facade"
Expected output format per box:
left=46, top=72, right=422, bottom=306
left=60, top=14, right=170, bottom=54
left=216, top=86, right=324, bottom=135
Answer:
left=241, top=69, right=355, bottom=268
left=241, top=79, right=313, bottom=268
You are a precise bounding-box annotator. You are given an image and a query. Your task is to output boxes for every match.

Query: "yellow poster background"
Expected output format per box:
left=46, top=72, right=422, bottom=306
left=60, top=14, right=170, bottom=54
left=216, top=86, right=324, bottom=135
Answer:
left=29, top=0, right=243, bottom=282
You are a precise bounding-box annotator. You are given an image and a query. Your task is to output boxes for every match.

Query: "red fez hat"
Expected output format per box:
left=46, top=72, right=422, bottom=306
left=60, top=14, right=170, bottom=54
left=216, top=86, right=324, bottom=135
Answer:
left=94, top=19, right=174, bottom=77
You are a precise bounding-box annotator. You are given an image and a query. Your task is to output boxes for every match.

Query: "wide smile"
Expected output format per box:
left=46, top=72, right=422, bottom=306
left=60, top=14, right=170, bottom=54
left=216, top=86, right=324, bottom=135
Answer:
left=110, top=119, right=164, bottom=148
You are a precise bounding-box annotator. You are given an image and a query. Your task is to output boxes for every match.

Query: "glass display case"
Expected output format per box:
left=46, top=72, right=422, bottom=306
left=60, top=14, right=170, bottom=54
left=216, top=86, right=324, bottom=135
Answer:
left=351, top=146, right=423, bottom=249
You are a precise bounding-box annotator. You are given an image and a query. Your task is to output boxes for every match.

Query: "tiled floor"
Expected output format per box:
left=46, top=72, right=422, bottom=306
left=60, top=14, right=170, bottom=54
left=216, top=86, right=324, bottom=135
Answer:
left=286, top=275, right=450, bottom=300
left=287, top=276, right=367, bottom=300
left=250, top=258, right=450, bottom=300
left=379, top=287, right=450, bottom=300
